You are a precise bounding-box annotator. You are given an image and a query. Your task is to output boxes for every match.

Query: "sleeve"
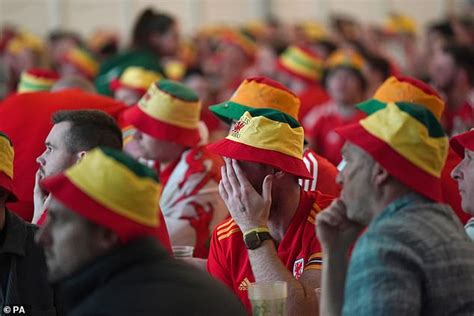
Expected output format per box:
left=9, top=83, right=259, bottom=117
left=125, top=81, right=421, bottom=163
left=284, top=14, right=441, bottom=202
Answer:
left=207, top=228, right=234, bottom=289
left=342, top=233, right=422, bottom=315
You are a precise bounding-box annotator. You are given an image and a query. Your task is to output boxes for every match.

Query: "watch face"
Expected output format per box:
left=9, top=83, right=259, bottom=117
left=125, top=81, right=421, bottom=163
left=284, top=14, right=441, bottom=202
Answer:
left=244, top=232, right=260, bottom=249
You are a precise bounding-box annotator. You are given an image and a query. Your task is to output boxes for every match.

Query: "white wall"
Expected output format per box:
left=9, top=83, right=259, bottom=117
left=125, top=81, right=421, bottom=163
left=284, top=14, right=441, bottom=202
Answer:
left=0, top=0, right=468, bottom=42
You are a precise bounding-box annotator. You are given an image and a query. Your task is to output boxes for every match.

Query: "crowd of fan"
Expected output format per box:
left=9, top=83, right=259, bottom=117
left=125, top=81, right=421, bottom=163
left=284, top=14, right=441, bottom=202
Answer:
left=0, top=6, right=473, bottom=316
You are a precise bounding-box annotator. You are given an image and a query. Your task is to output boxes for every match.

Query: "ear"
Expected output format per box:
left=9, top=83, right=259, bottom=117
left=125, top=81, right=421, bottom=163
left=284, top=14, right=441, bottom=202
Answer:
left=372, top=162, right=390, bottom=186
left=75, top=151, right=87, bottom=163
left=96, top=228, right=119, bottom=252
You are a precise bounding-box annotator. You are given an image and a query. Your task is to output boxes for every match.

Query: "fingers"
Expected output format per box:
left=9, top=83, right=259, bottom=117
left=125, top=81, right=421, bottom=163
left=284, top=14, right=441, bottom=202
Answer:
left=218, top=180, right=229, bottom=201
left=231, top=159, right=252, bottom=191
left=224, top=158, right=241, bottom=194
left=261, top=174, right=273, bottom=205
left=316, top=199, right=347, bottom=227
left=220, top=165, right=233, bottom=195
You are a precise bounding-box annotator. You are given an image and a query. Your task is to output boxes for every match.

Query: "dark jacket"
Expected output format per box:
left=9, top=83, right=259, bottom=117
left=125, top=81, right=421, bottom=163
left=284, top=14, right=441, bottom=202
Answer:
left=0, top=210, right=57, bottom=315
left=58, top=237, right=247, bottom=316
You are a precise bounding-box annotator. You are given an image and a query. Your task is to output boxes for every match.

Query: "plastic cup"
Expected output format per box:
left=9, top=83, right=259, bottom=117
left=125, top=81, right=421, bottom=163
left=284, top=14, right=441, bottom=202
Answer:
left=248, top=281, right=287, bottom=316
left=172, top=246, right=194, bottom=259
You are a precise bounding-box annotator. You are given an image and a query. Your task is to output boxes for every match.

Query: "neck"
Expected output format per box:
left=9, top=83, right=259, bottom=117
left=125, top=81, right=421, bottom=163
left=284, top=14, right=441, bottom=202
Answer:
left=159, top=149, right=186, bottom=172
left=370, top=185, right=412, bottom=221
left=267, top=183, right=301, bottom=243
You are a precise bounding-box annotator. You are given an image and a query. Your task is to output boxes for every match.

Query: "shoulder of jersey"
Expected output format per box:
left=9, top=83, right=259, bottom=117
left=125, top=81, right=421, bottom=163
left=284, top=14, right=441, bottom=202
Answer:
left=306, top=191, right=335, bottom=225
left=302, top=101, right=337, bottom=129
left=215, top=218, right=242, bottom=241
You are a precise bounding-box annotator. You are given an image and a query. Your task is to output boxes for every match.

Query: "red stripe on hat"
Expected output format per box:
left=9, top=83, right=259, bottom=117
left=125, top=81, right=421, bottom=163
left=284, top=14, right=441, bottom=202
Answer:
left=41, top=173, right=162, bottom=244
left=394, top=75, right=442, bottom=99
left=207, top=139, right=312, bottom=179
left=245, top=77, right=298, bottom=97
left=123, top=105, right=200, bottom=148
left=335, top=123, right=443, bottom=202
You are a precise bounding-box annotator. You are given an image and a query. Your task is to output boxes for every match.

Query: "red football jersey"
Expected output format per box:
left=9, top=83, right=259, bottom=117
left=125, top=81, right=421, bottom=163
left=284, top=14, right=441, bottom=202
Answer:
left=304, top=102, right=366, bottom=165
left=207, top=189, right=333, bottom=312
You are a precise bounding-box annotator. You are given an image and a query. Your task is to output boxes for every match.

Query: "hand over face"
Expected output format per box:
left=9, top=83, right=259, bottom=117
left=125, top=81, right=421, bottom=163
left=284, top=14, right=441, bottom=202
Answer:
left=316, top=199, right=364, bottom=254
left=219, top=158, right=273, bottom=233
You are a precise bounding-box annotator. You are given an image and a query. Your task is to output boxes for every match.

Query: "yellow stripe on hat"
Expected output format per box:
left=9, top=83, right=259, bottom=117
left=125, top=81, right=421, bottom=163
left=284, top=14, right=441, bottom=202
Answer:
left=68, top=49, right=99, bottom=77
left=65, top=149, right=161, bottom=227
left=226, top=111, right=304, bottom=159
left=280, top=47, right=322, bottom=80
left=360, top=103, right=448, bottom=177
left=0, top=136, right=14, bottom=179
left=120, top=67, right=161, bottom=91
left=138, top=83, right=201, bottom=129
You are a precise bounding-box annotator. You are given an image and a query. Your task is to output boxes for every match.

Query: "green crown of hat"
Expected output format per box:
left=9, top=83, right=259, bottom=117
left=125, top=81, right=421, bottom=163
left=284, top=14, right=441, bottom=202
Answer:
left=336, top=101, right=448, bottom=201
left=0, top=132, right=17, bottom=202
left=41, top=147, right=162, bottom=243
left=17, top=68, right=60, bottom=93
left=277, top=45, right=324, bottom=82
left=207, top=108, right=312, bottom=179
left=123, top=79, right=202, bottom=147
left=210, top=77, right=300, bottom=124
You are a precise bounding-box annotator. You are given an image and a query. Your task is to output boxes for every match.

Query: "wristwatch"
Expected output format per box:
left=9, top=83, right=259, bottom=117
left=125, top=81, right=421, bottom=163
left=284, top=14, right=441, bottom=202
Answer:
left=243, top=227, right=273, bottom=250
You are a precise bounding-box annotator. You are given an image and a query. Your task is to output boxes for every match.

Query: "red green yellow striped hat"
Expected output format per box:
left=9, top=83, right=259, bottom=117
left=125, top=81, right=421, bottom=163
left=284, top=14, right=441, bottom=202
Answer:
left=123, top=79, right=201, bottom=147
left=61, top=47, right=99, bottom=79
left=17, top=68, right=60, bottom=93
left=220, top=29, right=257, bottom=61
left=40, top=147, right=162, bottom=243
left=336, top=101, right=448, bottom=202
left=358, top=75, right=445, bottom=120
left=209, top=77, right=300, bottom=124
left=0, top=132, right=17, bottom=202
left=384, top=13, right=417, bottom=35
left=450, top=129, right=474, bottom=158
left=326, top=49, right=364, bottom=72
left=277, top=45, right=324, bottom=82
left=110, top=66, right=162, bottom=95
left=207, top=108, right=312, bottom=179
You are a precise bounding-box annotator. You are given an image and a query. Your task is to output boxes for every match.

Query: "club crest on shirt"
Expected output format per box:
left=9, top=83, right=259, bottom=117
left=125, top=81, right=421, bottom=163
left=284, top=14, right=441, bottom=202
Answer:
left=293, top=258, right=304, bottom=279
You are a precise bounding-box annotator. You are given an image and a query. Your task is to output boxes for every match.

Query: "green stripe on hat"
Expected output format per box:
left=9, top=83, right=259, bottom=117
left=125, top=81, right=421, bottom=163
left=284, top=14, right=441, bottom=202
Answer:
left=249, top=108, right=301, bottom=128
left=100, top=147, right=158, bottom=182
left=157, top=79, right=199, bottom=102
left=357, top=100, right=445, bottom=138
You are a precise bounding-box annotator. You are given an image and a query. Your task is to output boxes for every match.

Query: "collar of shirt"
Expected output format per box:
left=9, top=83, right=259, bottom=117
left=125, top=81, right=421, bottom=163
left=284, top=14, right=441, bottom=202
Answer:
left=371, top=192, right=429, bottom=227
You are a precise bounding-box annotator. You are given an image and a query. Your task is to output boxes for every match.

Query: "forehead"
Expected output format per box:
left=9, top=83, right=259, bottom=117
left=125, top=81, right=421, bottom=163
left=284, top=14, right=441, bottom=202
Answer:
left=46, top=121, right=72, bottom=143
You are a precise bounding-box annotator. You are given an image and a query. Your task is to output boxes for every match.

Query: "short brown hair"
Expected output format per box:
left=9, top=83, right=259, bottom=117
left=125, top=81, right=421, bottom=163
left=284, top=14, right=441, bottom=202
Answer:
left=52, top=110, right=122, bottom=152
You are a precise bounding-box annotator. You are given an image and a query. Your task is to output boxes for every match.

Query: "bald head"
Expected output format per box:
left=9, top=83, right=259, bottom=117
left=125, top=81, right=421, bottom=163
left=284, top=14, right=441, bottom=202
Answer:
left=51, top=76, right=96, bottom=93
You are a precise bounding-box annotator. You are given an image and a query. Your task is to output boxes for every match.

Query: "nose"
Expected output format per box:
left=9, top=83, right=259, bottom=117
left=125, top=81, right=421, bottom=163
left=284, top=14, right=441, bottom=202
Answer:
left=451, top=160, right=464, bottom=181
left=36, top=152, right=45, bottom=166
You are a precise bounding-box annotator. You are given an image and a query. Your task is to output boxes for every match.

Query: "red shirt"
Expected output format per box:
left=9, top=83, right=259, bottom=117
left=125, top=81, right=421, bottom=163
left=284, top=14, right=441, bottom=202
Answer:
left=299, top=148, right=341, bottom=197
left=207, top=189, right=333, bottom=312
left=298, top=84, right=330, bottom=123
left=304, top=102, right=366, bottom=165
